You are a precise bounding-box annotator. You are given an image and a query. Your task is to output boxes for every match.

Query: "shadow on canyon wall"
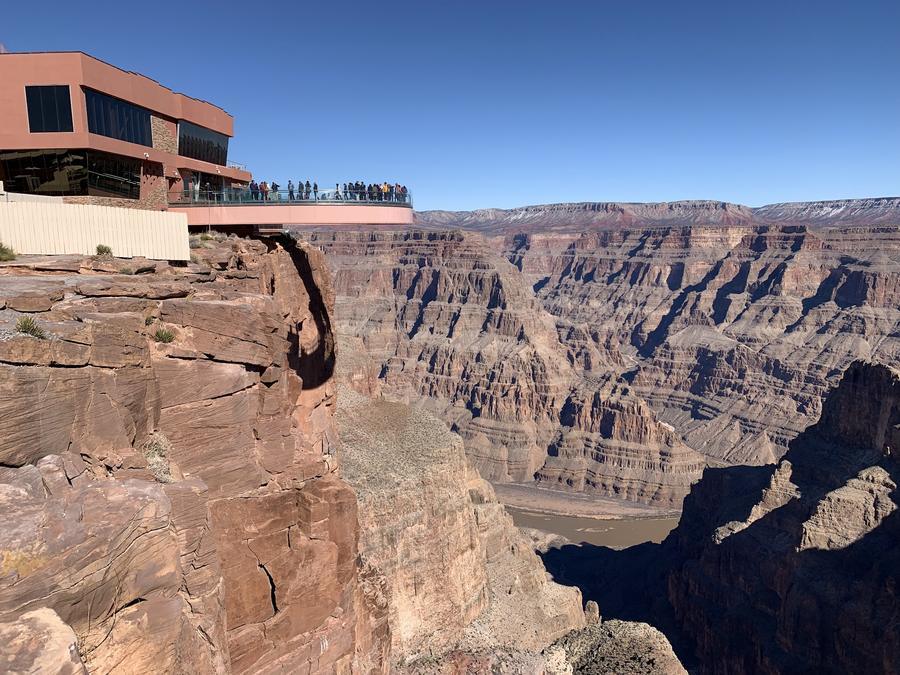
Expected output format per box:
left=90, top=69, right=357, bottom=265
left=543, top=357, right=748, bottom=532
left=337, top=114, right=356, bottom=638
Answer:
left=539, top=447, right=899, bottom=673
left=276, top=234, right=336, bottom=388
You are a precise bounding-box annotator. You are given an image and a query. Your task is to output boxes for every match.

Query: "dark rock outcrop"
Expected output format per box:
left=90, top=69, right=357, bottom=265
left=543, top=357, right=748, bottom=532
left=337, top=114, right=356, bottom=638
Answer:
left=667, top=360, right=899, bottom=674
left=542, top=361, right=899, bottom=675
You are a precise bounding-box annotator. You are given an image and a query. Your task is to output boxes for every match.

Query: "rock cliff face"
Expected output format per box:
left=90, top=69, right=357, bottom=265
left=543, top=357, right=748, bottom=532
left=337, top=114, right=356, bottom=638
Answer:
left=0, top=239, right=387, bottom=674
left=665, top=360, right=899, bottom=673
left=539, top=360, right=899, bottom=674
left=299, top=215, right=900, bottom=502
left=336, top=389, right=585, bottom=666
left=517, top=224, right=900, bottom=463
left=299, top=230, right=704, bottom=508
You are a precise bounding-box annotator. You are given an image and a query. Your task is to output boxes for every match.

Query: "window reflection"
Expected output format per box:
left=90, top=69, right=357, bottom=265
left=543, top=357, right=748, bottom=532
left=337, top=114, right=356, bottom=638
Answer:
left=85, top=88, right=152, bottom=147
left=178, top=120, right=228, bottom=165
left=0, top=149, right=140, bottom=199
left=25, top=86, right=74, bottom=133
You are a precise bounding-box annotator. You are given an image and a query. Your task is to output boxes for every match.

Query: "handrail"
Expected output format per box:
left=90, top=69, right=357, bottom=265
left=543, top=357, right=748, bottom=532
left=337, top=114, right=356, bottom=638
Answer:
left=87, top=169, right=139, bottom=186
left=171, top=187, right=413, bottom=207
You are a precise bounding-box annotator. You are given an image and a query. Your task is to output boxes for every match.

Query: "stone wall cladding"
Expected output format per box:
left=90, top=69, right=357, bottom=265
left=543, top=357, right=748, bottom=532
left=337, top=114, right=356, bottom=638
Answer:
left=63, top=161, right=168, bottom=210
left=151, top=115, right=179, bottom=155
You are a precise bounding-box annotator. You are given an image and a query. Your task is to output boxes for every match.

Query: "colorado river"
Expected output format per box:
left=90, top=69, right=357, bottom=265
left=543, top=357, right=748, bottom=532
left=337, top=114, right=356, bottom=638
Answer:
left=507, top=506, right=679, bottom=549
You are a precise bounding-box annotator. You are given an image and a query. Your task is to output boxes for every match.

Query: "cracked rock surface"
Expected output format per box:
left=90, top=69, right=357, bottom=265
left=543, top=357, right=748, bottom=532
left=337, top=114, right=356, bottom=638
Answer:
left=0, top=238, right=388, bottom=674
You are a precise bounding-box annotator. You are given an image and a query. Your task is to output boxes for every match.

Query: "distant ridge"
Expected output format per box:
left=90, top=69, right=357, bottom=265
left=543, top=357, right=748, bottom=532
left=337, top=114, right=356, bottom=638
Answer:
left=416, top=197, right=900, bottom=234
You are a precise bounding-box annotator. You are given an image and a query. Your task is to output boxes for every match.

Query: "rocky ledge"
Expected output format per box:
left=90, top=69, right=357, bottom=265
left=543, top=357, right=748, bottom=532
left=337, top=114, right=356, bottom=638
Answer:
left=336, top=389, right=586, bottom=667
left=0, top=238, right=386, bottom=673
left=667, top=360, right=899, bottom=674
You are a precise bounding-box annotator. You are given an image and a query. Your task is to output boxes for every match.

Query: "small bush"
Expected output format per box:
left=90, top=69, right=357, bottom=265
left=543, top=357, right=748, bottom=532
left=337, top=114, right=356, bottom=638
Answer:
left=0, top=243, right=15, bottom=262
left=144, top=316, right=156, bottom=326
left=95, top=244, right=113, bottom=257
left=199, top=233, right=215, bottom=241
left=120, top=267, right=134, bottom=275
left=141, top=431, right=173, bottom=483
left=15, top=316, right=46, bottom=339
left=154, top=327, right=175, bottom=343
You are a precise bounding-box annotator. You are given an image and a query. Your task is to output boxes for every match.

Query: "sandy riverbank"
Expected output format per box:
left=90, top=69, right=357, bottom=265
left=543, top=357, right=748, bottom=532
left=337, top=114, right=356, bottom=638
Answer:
left=492, top=482, right=680, bottom=520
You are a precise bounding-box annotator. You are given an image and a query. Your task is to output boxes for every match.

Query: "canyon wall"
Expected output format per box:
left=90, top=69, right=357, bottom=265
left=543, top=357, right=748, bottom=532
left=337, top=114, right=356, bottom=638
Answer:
left=336, top=389, right=585, bottom=668
left=0, top=238, right=387, bottom=674
left=515, top=223, right=900, bottom=463
left=298, top=211, right=900, bottom=506
left=300, top=230, right=704, bottom=508
left=417, top=196, right=900, bottom=234
left=540, top=360, right=899, bottom=674
left=666, top=360, right=899, bottom=673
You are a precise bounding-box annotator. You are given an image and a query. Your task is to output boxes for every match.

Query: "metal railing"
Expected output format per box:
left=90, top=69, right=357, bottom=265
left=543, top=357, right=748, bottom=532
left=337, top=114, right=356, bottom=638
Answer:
left=171, top=186, right=413, bottom=207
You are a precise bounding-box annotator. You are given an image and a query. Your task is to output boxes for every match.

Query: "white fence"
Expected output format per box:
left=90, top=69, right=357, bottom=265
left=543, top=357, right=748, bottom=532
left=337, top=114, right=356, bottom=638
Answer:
left=0, top=200, right=189, bottom=261
left=1, top=191, right=63, bottom=204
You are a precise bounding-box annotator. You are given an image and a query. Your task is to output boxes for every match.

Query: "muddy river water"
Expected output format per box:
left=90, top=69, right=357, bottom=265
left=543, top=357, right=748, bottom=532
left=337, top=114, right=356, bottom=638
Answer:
left=507, top=506, right=679, bottom=549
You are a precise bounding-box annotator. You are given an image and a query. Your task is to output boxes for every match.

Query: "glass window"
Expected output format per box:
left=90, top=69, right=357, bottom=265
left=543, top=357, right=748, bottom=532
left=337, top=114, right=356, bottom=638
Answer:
left=25, top=86, right=74, bottom=133
left=0, top=149, right=140, bottom=199
left=0, top=149, right=86, bottom=195
left=86, top=151, right=142, bottom=199
left=84, top=88, right=152, bottom=146
left=178, top=120, right=228, bottom=165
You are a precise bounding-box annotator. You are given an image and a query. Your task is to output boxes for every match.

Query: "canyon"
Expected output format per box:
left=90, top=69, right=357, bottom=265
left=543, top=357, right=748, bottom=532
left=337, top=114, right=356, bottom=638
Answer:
left=297, top=197, right=900, bottom=509
left=542, top=360, right=899, bottom=674
left=1, top=195, right=898, bottom=674
left=0, top=235, right=679, bottom=674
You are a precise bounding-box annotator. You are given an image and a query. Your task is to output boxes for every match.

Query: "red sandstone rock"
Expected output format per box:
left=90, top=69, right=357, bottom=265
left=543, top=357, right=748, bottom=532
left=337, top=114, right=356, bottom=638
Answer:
left=298, top=229, right=705, bottom=507
left=0, top=237, right=388, bottom=674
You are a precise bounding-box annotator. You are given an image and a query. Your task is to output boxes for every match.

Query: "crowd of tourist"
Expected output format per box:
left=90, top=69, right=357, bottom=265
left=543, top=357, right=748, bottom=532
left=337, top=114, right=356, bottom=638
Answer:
left=242, top=180, right=410, bottom=203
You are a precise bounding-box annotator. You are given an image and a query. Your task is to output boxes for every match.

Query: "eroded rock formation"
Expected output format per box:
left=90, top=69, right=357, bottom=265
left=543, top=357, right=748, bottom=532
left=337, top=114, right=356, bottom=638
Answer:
left=336, top=389, right=585, bottom=667
left=298, top=211, right=900, bottom=505
left=517, top=223, right=900, bottom=464
left=541, top=360, right=899, bottom=674
left=666, top=360, right=899, bottom=674
left=300, top=230, right=703, bottom=508
left=544, top=620, right=687, bottom=675
left=0, top=239, right=387, bottom=674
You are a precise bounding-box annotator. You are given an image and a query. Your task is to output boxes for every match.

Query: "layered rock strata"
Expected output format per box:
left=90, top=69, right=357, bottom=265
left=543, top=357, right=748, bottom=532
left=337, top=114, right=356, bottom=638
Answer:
left=666, top=360, right=900, bottom=674
left=0, top=239, right=387, bottom=674
left=299, top=217, right=900, bottom=505
left=417, top=196, right=900, bottom=234
left=301, top=229, right=703, bottom=508
left=518, top=224, right=900, bottom=463
left=336, top=389, right=585, bottom=666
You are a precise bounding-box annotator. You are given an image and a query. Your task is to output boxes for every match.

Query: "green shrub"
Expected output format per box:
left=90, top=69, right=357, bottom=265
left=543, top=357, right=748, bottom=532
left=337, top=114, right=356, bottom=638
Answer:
left=95, top=244, right=113, bottom=257
left=0, top=243, right=15, bottom=262
left=154, top=327, right=175, bottom=343
left=144, top=315, right=156, bottom=326
left=15, top=316, right=46, bottom=339
left=120, top=267, right=134, bottom=275
left=141, top=432, right=173, bottom=483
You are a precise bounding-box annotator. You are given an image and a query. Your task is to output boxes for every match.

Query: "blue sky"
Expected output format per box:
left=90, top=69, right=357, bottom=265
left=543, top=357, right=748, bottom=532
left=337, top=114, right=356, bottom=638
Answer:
left=4, top=0, right=899, bottom=210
